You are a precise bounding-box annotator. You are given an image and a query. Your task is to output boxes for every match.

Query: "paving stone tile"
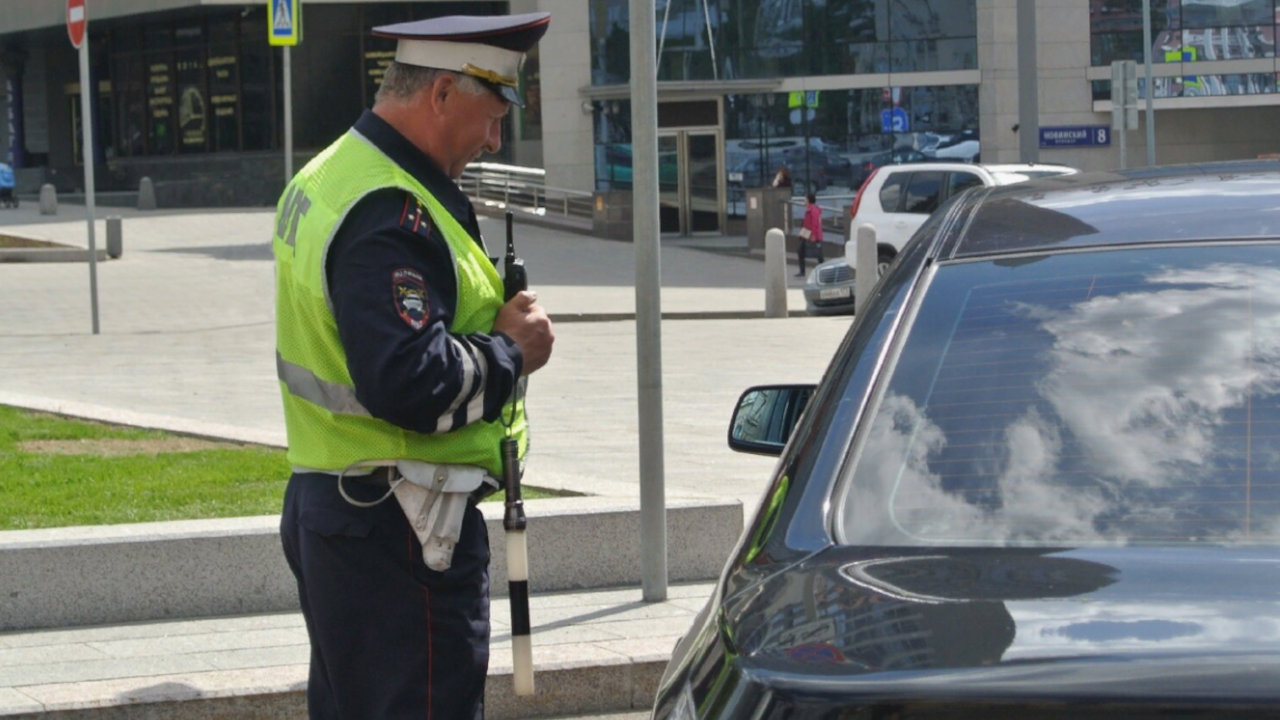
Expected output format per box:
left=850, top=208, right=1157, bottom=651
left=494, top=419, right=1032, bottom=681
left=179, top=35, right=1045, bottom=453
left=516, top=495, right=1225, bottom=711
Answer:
left=87, top=627, right=306, bottom=659
left=0, top=687, right=43, bottom=715
left=0, top=642, right=108, bottom=668
left=0, top=654, right=216, bottom=687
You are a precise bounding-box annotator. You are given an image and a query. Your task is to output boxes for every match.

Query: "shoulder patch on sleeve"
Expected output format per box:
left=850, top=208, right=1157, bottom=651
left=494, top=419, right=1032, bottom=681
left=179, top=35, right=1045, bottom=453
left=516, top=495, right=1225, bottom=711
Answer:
left=398, top=194, right=434, bottom=239
left=392, top=267, right=430, bottom=330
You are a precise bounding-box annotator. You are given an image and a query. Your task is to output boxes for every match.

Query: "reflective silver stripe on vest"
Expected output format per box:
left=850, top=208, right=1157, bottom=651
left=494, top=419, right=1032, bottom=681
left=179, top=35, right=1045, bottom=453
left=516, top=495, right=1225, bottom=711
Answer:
left=277, top=352, right=372, bottom=417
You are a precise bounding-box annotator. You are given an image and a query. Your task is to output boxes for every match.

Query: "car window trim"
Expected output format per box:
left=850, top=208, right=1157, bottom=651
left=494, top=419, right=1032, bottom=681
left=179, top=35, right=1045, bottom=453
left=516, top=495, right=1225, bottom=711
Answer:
left=941, top=235, right=1280, bottom=264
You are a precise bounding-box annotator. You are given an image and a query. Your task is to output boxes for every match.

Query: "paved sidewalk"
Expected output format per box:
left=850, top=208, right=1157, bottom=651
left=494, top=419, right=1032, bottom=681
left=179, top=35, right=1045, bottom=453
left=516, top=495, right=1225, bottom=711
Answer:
left=0, top=204, right=852, bottom=717
left=0, top=581, right=713, bottom=719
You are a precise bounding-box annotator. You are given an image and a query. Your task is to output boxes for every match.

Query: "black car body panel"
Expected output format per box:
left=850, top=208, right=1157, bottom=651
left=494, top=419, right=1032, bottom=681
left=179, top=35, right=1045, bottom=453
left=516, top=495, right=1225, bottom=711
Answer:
left=654, top=160, right=1280, bottom=718
left=662, top=545, right=1280, bottom=717
left=944, top=161, right=1280, bottom=259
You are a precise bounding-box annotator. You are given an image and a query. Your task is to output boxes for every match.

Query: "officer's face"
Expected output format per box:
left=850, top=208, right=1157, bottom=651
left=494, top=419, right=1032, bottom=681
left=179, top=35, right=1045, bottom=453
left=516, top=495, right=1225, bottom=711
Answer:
left=439, top=82, right=510, bottom=179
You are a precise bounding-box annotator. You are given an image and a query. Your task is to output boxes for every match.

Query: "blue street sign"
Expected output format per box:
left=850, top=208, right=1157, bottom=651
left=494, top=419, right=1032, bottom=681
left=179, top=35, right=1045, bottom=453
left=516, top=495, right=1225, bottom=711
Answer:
left=880, top=107, right=909, bottom=133
left=269, top=0, right=299, bottom=46
left=1040, top=125, right=1110, bottom=148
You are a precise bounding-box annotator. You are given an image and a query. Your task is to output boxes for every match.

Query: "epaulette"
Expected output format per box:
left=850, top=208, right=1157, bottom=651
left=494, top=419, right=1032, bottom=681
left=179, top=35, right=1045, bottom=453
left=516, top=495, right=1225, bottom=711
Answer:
left=398, top=194, right=435, bottom=239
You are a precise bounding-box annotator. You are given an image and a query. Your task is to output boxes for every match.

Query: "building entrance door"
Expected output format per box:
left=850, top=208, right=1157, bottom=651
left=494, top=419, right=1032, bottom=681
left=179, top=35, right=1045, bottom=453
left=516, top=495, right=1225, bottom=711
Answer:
left=658, top=129, right=723, bottom=236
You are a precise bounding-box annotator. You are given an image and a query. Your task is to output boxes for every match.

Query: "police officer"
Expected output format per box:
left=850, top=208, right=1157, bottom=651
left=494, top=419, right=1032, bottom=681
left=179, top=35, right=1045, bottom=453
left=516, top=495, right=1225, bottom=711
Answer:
left=274, top=12, right=554, bottom=719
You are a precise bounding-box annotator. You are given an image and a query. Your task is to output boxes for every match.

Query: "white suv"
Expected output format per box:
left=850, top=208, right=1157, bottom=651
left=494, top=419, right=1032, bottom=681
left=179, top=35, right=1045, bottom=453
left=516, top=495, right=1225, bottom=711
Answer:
left=803, top=162, right=1077, bottom=315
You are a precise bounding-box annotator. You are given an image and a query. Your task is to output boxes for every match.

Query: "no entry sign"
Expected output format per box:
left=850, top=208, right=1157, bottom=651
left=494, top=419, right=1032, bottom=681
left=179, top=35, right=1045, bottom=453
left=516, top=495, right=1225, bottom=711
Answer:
left=67, top=0, right=87, bottom=49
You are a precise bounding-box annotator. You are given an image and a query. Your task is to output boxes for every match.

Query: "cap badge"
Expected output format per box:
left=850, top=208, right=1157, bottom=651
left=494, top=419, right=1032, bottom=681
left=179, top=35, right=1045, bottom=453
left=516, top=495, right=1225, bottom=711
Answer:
left=460, top=62, right=518, bottom=89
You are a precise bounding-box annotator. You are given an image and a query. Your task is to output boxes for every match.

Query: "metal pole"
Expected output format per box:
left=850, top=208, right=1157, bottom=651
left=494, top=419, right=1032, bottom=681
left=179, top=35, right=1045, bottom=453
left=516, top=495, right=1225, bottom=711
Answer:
left=1118, top=104, right=1127, bottom=170
left=802, top=94, right=812, bottom=193
left=283, top=45, right=293, bottom=182
left=1111, top=60, right=1129, bottom=170
left=78, top=37, right=99, bottom=335
left=756, top=101, right=764, bottom=187
left=1016, top=0, right=1039, bottom=163
left=1142, top=0, right=1156, bottom=166
left=630, top=0, right=667, bottom=602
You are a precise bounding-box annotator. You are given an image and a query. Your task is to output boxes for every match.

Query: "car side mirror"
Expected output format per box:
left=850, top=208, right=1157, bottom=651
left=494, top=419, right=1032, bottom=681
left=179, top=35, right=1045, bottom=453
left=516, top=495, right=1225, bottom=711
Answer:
left=727, top=384, right=817, bottom=456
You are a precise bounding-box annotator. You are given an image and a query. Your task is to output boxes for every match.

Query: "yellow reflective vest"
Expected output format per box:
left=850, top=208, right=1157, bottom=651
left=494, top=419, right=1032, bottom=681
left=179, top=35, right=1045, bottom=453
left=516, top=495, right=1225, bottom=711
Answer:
left=272, top=128, right=526, bottom=477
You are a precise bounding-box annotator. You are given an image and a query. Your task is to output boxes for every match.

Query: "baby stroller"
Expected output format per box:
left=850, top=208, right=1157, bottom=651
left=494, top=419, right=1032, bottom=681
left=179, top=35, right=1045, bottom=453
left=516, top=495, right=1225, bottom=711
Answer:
left=0, top=163, right=15, bottom=209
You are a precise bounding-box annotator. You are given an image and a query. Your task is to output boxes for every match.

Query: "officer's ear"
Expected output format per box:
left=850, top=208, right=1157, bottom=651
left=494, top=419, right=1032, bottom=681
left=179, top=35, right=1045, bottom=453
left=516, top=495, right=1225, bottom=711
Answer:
left=428, top=72, right=461, bottom=112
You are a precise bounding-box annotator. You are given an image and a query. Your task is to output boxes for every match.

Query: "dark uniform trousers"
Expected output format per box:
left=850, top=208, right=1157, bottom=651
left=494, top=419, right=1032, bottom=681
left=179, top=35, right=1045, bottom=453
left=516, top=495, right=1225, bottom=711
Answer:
left=280, top=471, right=490, bottom=719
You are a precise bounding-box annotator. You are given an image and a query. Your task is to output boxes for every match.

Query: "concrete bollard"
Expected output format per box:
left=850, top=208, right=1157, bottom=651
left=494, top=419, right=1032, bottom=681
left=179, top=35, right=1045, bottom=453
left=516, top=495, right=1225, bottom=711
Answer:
left=137, top=176, right=156, bottom=210
left=764, top=227, right=788, bottom=318
left=854, top=224, right=878, bottom=315
left=106, top=216, right=123, bottom=258
left=38, top=184, right=57, bottom=215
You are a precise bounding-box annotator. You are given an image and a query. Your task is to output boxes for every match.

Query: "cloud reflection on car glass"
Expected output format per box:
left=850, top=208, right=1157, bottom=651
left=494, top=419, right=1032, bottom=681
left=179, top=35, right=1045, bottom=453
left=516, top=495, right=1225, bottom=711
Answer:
left=840, top=260, right=1280, bottom=546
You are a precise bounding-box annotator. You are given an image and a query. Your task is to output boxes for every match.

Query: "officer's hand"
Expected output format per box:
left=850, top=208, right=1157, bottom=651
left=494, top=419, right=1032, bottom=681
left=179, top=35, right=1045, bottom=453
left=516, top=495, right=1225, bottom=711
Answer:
left=495, top=290, right=554, bottom=375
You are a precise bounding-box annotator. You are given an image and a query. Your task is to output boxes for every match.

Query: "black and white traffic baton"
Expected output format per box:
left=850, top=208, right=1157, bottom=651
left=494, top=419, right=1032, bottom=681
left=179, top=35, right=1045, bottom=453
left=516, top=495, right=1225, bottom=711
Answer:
left=501, top=210, right=534, bottom=695
left=500, top=435, right=533, bottom=695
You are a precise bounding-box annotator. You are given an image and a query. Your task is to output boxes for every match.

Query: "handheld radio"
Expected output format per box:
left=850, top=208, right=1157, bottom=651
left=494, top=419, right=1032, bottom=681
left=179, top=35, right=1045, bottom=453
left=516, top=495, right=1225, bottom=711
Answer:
left=503, top=211, right=526, bottom=301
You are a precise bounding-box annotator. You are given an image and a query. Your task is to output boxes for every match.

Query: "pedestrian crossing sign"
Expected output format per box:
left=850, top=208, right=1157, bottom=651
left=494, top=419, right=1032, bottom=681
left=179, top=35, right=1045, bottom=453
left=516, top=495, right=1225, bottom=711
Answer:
left=268, top=0, right=300, bottom=46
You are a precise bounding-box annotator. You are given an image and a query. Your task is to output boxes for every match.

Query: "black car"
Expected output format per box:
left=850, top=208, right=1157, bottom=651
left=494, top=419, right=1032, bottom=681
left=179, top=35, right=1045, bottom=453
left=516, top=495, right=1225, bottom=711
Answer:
left=652, top=160, right=1280, bottom=718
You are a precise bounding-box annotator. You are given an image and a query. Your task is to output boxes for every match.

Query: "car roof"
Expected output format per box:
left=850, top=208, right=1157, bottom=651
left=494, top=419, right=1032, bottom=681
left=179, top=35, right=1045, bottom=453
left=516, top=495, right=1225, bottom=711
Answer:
left=874, top=161, right=990, bottom=175
left=941, top=160, right=1280, bottom=260
left=871, top=161, right=1075, bottom=181
left=980, top=162, right=1079, bottom=176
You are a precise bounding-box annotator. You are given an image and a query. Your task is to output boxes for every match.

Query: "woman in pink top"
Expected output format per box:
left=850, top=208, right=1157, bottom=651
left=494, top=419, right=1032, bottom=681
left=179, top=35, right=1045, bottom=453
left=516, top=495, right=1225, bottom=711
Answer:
left=796, top=193, right=823, bottom=276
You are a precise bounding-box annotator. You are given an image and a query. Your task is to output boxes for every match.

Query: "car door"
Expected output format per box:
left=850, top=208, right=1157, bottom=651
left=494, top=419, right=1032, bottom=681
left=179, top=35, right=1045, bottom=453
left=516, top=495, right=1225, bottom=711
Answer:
left=892, top=170, right=945, bottom=242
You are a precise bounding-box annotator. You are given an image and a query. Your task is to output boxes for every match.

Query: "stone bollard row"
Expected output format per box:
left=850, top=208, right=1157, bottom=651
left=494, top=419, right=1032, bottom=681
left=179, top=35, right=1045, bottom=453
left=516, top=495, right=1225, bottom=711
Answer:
left=106, top=216, right=123, bottom=258
left=39, top=183, right=56, bottom=215
left=764, top=227, right=788, bottom=318
left=137, top=176, right=156, bottom=210
left=854, top=224, right=877, bottom=315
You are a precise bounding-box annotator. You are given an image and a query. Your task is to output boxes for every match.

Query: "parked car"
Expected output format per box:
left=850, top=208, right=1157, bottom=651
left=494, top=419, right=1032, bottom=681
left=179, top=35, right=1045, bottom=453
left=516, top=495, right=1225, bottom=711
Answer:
left=803, top=162, right=1079, bottom=315
left=652, top=160, right=1280, bottom=719
left=925, top=128, right=981, bottom=162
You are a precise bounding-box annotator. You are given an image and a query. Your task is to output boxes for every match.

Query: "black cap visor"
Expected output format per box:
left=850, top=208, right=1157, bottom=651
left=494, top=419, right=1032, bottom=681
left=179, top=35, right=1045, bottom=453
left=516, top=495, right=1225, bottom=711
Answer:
left=474, top=76, right=523, bottom=107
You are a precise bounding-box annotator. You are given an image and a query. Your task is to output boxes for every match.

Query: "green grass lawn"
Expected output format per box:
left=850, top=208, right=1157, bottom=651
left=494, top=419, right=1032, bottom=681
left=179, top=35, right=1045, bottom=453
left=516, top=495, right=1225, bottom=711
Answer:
left=0, top=405, right=562, bottom=530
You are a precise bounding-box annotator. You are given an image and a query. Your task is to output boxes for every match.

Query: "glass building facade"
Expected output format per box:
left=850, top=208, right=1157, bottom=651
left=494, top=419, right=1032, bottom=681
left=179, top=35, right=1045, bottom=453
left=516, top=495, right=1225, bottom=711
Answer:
left=590, top=0, right=979, bottom=84
left=586, top=0, right=983, bottom=221
left=8, top=0, right=1278, bottom=211
left=10, top=1, right=522, bottom=205
left=1090, top=0, right=1280, bottom=99
left=94, top=2, right=509, bottom=163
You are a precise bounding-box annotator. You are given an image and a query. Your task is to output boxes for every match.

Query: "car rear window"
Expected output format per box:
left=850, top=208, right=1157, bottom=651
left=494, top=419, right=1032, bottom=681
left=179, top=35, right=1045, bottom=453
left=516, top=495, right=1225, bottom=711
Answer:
left=878, top=172, right=907, bottom=213
left=834, top=243, right=1280, bottom=547
left=903, top=171, right=944, bottom=214
left=947, top=171, right=984, bottom=196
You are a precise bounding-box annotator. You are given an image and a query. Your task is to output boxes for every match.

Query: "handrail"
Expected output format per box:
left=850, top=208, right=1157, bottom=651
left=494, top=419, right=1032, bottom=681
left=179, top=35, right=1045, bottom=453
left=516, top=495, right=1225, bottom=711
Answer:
left=461, top=162, right=594, bottom=222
